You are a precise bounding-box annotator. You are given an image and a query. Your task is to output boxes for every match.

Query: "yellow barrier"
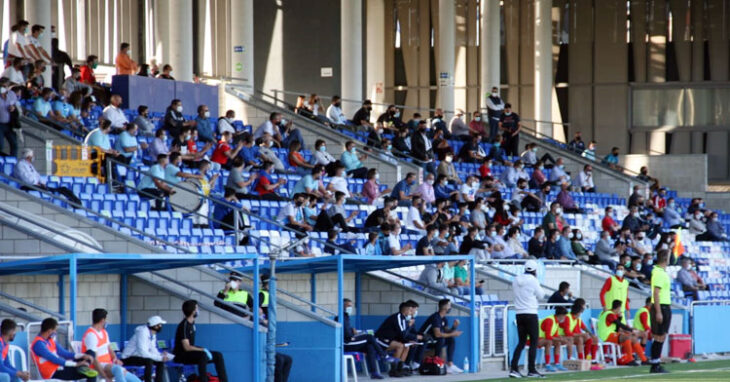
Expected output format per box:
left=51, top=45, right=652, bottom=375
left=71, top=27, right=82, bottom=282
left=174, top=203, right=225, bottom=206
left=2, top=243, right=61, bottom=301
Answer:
left=52, top=145, right=106, bottom=182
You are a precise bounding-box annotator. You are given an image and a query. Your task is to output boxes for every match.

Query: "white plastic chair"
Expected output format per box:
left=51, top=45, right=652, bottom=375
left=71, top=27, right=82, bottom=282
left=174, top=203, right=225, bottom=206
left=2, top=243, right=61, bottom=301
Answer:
left=343, top=354, right=358, bottom=382
left=590, top=318, right=620, bottom=366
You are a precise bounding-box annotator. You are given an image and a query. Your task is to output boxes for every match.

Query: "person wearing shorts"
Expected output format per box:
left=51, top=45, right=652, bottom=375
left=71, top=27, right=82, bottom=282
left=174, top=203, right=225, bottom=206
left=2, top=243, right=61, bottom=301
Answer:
left=649, top=250, right=671, bottom=374
left=597, top=300, right=647, bottom=366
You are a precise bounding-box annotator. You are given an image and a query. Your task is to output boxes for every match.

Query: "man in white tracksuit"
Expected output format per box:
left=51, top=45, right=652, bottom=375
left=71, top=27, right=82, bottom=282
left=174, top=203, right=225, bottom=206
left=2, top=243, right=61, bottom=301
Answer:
left=509, top=260, right=547, bottom=378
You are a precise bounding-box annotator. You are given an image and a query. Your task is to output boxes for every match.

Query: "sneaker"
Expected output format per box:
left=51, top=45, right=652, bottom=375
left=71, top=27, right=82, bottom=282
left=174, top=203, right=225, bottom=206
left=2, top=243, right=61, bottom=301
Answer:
left=554, top=364, right=568, bottom=371
left=447, top=364, right=463, bottom=374
left=544, top=364, right=556, bottom=372
left=650, top=364, right=669, bottom=374
left=371, top=373, right=384, bottom=380
left=590, top=365, right=603, bottom=371
left=508, top=369, right=523, bottom=378
left=526, top=371, right=546, bottom=378
left=77, top=366, right=99, bottom=378
left=409, top=361, right=420, bottom=370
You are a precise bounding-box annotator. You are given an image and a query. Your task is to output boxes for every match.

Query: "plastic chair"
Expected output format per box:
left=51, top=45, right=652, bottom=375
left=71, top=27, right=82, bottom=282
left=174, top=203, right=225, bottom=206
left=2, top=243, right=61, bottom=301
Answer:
left=590, top=318, right=619, bottom=366
left=343, top=354, right=358, bottom=382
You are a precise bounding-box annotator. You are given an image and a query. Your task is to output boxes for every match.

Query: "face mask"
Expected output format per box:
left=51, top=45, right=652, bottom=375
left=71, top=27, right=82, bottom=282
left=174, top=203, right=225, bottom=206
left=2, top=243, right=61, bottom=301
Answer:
left=635, top=264, right=642, bottom=271
left=345, top=306, right=353, bottom=315
left=387, top=144, right=393, bottom=150
left=624, top=261, right=632, bottom=268
left=350, top=147, right=357, bottom=154
left=491, top=92, right=498, bottom=97
left=319, top=146, right=327, bottom=152
left=555, top=208, right=562, bottom=215
left=471, top=181, right=479, bottom=188
left=537, top=165, right=544, bottom=171
left=568, top=232, right=574, bottom=239
left=375, top=173, right=380, bottom=180
left=92, top=62, right=98, bottom=69
left=405, top=314, right=412, bottom=321
left=176, top=106, right=183, bottom=113
left=516, top=166, right=523, bottom=171
left=426, top=179, right=434, bottom=185
left=445, top=156, right=453, bottom=163
left=669, top=202, right=675, bottom=208
left=295, top=201, right=304, bottom=207
left=504, top=112, right=512, bottom=116
left=684, top=264, right=691, bottom=270
left=480, top=205, right=488, bottom=212
left=474, top=116, right=481, bottom=122
left=532, top=147, right=538, bottom=153
left=413, top=310, right=418, bottom=318
left=229, top=281, right=239, bottom=289
left=193, top=311, right=199, bottom=318
left=616, top=270, right=624, bottom=278
left=559, top=164, right=565, bottom=170
left=699, top=202, right=706, bottom=208
left=637, top=236, right=644, bottom=241
left=185, top=134, right=191, bottom=141
left=494, top=142, right=501, bottom=148
left=203, top=111, right=210, bottom=118
left=490, top=231, right=497, bottom=238
left=0, top=87, right=6, bottom=94
left=394, top=112, right=401, bottom=118
left=586, top=171, right=592, bottom=175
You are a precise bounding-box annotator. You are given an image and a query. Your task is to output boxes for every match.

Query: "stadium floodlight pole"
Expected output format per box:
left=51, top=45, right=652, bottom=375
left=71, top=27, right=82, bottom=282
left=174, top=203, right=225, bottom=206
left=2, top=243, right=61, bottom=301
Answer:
left=266, top=236, right=307, bottom=382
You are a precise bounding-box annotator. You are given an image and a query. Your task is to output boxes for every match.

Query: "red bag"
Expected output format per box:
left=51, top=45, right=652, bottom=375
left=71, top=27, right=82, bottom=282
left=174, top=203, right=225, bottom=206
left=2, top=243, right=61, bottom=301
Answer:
left=187, top=373, right=220, bottom=382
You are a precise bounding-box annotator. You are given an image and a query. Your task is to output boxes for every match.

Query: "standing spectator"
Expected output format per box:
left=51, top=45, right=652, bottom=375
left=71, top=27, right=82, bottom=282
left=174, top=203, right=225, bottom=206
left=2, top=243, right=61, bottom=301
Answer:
left=499, top=103, right=521, bottom=156
left=326, top=95, right=347, bottom=125
left=341, top=140, right=368, bottom=178
left=6, top=21, right=30, bottom=68
left=0, top=79, right=19, bottom=157
left=602, top=146, right=620, bottom=169
left=637, top=166, right=660, bottom=190
left=351, top=99, right=373, bottom=130
left=528, top=227, right=546, bottom=258
left=121, top=316, right=171, bottom=382
left=27, top=25, right=52, bottom=65
left=174, top=300, right=228, bottom=382
left=547, top=281, right=573, bottom=305
left=157, top=64, right=175, bottom=80
left=697, top=211, right=729, bottom=242
left=217, top=110, right=236, bottom=135
left=485, top=86, right=504, bottom=140
left=164, top=99, right=196, bottom=140
left=449, top=109, right=470, bottom=140
left=195, top=105, right=214, bottom=143
left=80, top=55, right=98, bottom=84
left=509, top=260, right=546, bottom=378
left=115, top=42, right=138, bottom=75
left=573, top=164, right=595, bottom=193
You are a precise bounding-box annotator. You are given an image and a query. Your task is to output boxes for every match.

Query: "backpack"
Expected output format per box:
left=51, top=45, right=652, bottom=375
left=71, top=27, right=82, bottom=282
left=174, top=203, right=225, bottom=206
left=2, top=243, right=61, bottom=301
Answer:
left=419, top=355, right=447, bottom=375
left=187, top=373, right=220, bottom=382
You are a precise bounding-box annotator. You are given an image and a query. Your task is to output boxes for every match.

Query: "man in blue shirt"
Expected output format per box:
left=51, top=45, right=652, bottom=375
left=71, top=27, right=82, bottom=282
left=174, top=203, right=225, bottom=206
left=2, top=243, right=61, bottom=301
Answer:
left=602, top=147, right=620, bottom=170
left=419, top=299, right=463, bottom=374
left=340, top=140, right=368, bottom=178
left=557, top=226, right=578, bottom=260
left=291, top=165, right=326, bottom=198
left=195, top=104, right=215, bottom=143
left=138, top=154, right=174, bottom=211
left=31, top=318, right=97, bottom=381
left=0, top=319, right=30, bottom=381
left=165, top=152, right=204, bottom=185
left=115, top=123, right=147, bottom=164
left=32, top=87, right=55, bottom=120
left=390, top=172, right=416, bottom=206
left=237, top=134, right=260, bottom=169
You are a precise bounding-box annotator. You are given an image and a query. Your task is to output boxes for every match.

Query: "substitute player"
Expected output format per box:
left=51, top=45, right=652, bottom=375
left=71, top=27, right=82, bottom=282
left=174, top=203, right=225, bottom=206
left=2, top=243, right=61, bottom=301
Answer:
left=562, top=298, right=602, bottom=369
left=538, top=306, right=569, bottom=372
left=649, top=250, right=671, bottom=374
left=597, top=300, right=647, bottom=366
left=633, top=297, right=652, bottom=347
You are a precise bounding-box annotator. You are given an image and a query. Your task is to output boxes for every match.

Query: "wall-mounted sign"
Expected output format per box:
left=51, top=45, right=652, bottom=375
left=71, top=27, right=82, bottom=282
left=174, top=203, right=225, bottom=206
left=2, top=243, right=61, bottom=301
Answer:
left=233, top=45, right=245, bottom=53
left=321, top=67, right=333, bottom=77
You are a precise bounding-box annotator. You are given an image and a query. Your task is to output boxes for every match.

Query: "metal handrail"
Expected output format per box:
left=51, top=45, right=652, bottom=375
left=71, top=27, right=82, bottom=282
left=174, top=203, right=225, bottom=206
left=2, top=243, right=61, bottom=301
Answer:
left=0, top=290, right=65, bottom=319
left=379, top=269, right=471, bottom=303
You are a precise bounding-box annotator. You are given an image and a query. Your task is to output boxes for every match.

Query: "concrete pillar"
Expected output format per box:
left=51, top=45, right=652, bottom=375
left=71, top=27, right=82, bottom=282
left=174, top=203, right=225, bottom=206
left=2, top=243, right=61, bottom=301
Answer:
left=690, top=0, right=705, bottom=81
left=341, top=0, right=363, bottom=117
left=166, top=0, right=194, bottom=82
left=534, top=0, right=552, bottom=137
left=230, top=0, right=254, bottom=91
left=154, top=0, right=169, bottom=66
left=366, top=0, right=386, bottom=108
left=480, top=0, right=500, bottom=108
left=24, top=0, right=52, bottom=86
left=438, top=0, right=455, bottom=118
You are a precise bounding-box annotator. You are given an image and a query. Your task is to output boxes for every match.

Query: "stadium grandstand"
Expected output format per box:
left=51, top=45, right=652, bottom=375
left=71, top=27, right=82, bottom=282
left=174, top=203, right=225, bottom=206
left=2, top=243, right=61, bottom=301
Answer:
left=0, top=1, right=730, bottom=382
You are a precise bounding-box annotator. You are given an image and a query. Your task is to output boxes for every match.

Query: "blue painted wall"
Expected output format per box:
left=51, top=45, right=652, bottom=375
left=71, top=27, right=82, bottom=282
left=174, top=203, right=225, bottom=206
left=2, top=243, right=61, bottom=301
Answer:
left=275, top=321, right=342, bottom=382
left=111, top=75, right=219, bottom=116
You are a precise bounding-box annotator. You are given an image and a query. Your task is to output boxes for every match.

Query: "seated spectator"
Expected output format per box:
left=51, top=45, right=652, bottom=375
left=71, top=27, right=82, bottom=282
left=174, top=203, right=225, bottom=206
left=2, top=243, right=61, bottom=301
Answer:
left=411, top=120, right=435, bottom=166
left=362, top=232, right=382, bottom=255
left=405, top=196, right=430, bottom=234
left=686, top=197, right=707, bottom=216
left=82, top=309, right=141, bottom=382
left=512, top=179, right=542, bottom=212
left=536, top=182, right=552, bottom=210
left=324, top=163, right=350, bottom=198
left=174, top=300, right=228, bottom=382
left=556, top=182, right=583, bottom=214
left=478, top=157, right=492, bottom=178
left=469, top=198, right=488, bottom=233
left=62, top=67, right=92, bottom=96
left=622, top=206, right=646, bottom=234
left=626, top=256, right=648, bottom=287
left=31, top=318, right=97, bottom=381
left=677, top=258, right=706, bottom=300
left=430, top=108, right=450, bottom=139
left=0, top=78, right=19, bottom=158
left=31, top=87, right=56, bottom=121
left=549, top=158, right=569, bottom=185
left=367, top=122, right=384, bottom=149
left=459, top=175, right=481, bottom=203
left=650, top=187, right=667, bottom=214
left=326, top=96, right=347, bottom=125
left=374, top=302, right=417, bottom=377
left=387, top=224, right=412, bottom=255
left=253, top=112, right=305, bottom=150
left=547, top=281, right=574, bottom=304
left=137, top=154, right=175, bottom=211
left=505, top=226, right=529, bottom=259
left=542, top=202, right=567, bottom=232
left=194, top=105, right=214, bottom=143
left=14, top=148, right=81, bottom=206
left=543, top=229, right=561, bottom=259
left=1, top=58, right=25, bottom=85
left=362, top=169, right=391, bottom=206
left=115, top=42, right=138, bottom=75
left=602, top=206, right=620, bottom=236
left=594, top=231, right=619, bottom=270
left=486, top=224, right=512, bottom=259
left=147, top=128, right=170, bottom=159
left=340, top=140, right=368, bottom=178
left=581, top=140, right=597, bottom=161
left=458, top=134, right=487, bottom=163
left=432, top=225, right=458, bottom=256
left=571, top=229, right=596, bottom=264
left=217, top=110, right=236, bottom=135
left=469, top=110, right=488, bottom=139
left=434, top=175, right=458, bottom=200
left=453, top=260, right=484, bottom=295
left=662, top=197, right=684, bottom=228
left=211, top=131, right=244, bottom=169
left=30, top=61, right=49, bottom=90
left=697, top=211, right=729, bottom=242
left=287, top=140, right=313, bottom=175
left=277, top=192, right=313, bottom=236
left=50, top=88, right=83, bottom=129
left=415, top=225, right=437, bottom=256
left=257, top=134, right=287, bottom=172
left=164, top=99, right=196, bottom=139
left=225, top=157, right=258, bottom=199
left=211, top=189, right=248, bottom=235
left=418, top=262, right=455, bottom=295
left=375, top=104, right=402, bottom=134
left=292, top=165, right=328, bottom=199
left=639, top=253, right=654, bottom=280
left=0, top=319, right=30, bottom=381
left=313, top=139, right=337, bottom=169
left=436, top=153, right=461, bottom=184
left=459, top=226, right=489, bottom=261
left=529, top=160, right=547, bottom=189
left=419, top=299, right=463, bottom=374
left=432, top=128, right=455, bottom=160
left=500, top=161, right=520, bottom=188
left=121, top=315, right=171, bottom=382
left=528, top=227, right=546, bottom=258
left=164, top=152, right=203, bottom=185
left=602, top=146, right=620, bottom=169
left=573, top=164, right=595, bottom=193
left=390, top=172, right=416, bottom=206
left=521, top=143, right=556, bottom=167
left=557, top=227, right=578, bottom=260
left=103, top=94, right=129, bottom=131
left=415, top=172, right=436, bottom=206
left=351, top=99, right=374, bottom=130
left=115, top=122, right=147, bottom=164
left=133, top=105, right=155, bottom=137
left=316, top=191, right=358, bottom=232
left=157, top=64, right=175, bottom=80
left=235, top=133, right=259, bottom=170
left=449, top=109, right=470, bottom=140
left=567, top=131, right=585, bottom=152
left=253, top=161, right=287, bottom=201
left=391, top=128, right=411, bottom=156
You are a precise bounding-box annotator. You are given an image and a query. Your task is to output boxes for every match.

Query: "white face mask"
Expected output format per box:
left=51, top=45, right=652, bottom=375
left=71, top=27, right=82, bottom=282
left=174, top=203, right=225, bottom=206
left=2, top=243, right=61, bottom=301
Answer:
left=229, top=281, right=239, bottom=289
left=471, top=181, right=478, bottom=188
left=176, top=106, right=183, bottom=113
left=474, top=116, right=481, bottom=122
left=345, top=306, right=353, bottom=315
left=204, top=111, right=210, bottom=118
left=0, top=87, right=6, bottom=94
left=555, top=208, right=562, bottom=215
left=491, top=92, right=498, bottom=97
left=375, top=173, right=380, bottom=180
left=445, top=156, right=453, bottom=163
left=426, top=179, right=434, bottom=185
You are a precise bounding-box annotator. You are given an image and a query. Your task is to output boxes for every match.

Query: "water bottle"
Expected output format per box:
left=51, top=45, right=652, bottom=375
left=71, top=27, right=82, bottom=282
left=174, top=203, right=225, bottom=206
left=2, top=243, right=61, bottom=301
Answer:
left=463, top=356, right=470, bottom=372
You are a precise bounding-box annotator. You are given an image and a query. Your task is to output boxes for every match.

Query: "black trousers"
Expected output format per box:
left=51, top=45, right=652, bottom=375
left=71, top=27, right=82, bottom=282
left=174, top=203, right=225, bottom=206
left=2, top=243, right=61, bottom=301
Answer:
left=124, top=356, right=166, bottom=382
left=347, top=167, right=368, bottom=179
left=434, top=337, right=456, bottom=363
left=275, top=353, right=292, bottom=382
left=21, top=184, right=82, bottom=206
left=314, top=211, right=354, bottom=232
left=175, top=350, right=228, bottom=382
left=139, top=188, right=168, bottom=211
left=511, top=313, right=539, bottom=373
left=52, top=366, right=96, bottom=382
left=344, top=334, right=385, bottom=375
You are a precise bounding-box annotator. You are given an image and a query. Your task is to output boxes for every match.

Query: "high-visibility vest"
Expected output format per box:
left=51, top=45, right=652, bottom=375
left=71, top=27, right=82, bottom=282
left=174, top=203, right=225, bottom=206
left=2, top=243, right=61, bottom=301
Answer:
left=604, top=276, right=629, bottom=316
left=633, top=307, right=651, bottom=332
left=539, top=315, right=559, bottom=339
left=566, top=314, right=581, bottom=334
left=260, top=290, right=269, bottom=307
left=81, top=328, right=112, bottom=365
left=0, top=338, right=8, bottom=361
left=31, top=336, right=61, bottom=379
left=597, top=311, right=617, bottom=342
left=221, top=289, right=249, bottom=305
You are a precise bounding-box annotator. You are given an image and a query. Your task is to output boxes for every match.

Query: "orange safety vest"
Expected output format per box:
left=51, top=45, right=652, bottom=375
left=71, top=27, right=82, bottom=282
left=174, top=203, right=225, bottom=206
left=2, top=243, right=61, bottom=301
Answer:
left=81, top=327, right=112, bottom=365
left=31, top=336, right=61, bottom=379
left=0, top=338, right=8, bottom=360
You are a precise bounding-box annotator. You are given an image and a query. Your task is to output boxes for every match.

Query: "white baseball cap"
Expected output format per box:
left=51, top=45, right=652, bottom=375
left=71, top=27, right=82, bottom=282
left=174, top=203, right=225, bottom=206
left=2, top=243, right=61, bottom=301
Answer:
left=147, top=316, right=167, bottom=327
left=525, top=260, right=539, bottom=272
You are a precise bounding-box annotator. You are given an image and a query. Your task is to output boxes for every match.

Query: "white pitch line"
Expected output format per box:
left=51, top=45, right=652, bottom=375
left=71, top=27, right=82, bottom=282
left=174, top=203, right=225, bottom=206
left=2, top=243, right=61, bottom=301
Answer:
left=555, top=366, right=730, bottom=382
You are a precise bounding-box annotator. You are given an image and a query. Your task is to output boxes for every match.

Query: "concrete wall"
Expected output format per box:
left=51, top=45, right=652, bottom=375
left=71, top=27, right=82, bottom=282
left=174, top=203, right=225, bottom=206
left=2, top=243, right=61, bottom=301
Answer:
left=620, top=154, right=708, bottom=193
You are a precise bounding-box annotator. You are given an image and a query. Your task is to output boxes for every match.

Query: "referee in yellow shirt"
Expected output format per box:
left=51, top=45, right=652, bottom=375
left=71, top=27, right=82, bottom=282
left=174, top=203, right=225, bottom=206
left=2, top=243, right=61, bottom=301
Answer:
left=649, top=250, right=671, bottom=374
